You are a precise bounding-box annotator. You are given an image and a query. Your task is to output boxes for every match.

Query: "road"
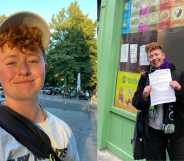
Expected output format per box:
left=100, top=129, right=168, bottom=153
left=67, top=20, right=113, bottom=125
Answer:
left=39, top=94, right=97, bottom=161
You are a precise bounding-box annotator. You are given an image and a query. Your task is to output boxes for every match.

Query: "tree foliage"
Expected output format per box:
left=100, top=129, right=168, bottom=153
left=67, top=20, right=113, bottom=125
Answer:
left=0, top=15, right=7, bottom=24
left=46, top=2, right=97, bottom=91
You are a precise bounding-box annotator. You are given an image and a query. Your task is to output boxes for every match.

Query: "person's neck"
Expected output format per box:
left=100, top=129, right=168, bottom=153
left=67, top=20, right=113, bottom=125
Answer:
left=3, top=98, right=46, bottom=123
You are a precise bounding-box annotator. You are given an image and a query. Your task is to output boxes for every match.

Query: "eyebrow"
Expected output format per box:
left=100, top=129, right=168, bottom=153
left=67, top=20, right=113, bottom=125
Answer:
left=2, top=54, right=17, bottom=61
left=27, top=54, right=40, bottom=57
left=25, top=51, right=41, bottom=57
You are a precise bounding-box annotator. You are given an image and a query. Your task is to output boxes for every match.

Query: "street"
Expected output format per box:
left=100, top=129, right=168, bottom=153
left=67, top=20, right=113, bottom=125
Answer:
left=39, top=94, right=97, bottom=161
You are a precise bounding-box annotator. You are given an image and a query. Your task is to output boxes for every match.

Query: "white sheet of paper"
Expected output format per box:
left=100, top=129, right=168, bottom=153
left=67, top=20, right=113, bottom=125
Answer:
left=139, top=45, right=149, bottom=65
left=149, top=69, right=176, bottom=106
left=130, top=44, right=137, bottom=63
left=120, top=44, right=129, bottom=62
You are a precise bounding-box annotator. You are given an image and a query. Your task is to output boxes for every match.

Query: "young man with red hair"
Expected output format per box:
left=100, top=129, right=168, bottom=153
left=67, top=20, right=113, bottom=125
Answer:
left=0, top=11, right=79, bottom=161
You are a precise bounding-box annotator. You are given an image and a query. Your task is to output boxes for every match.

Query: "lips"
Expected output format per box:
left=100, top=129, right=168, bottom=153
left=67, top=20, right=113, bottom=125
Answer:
left=152, top=58, right=160, bottom=63
left=153, top=61, right=160, bottom=65
left=151, top=59, right=161, bottom=67
left=14, top=80, right=34, bottom=84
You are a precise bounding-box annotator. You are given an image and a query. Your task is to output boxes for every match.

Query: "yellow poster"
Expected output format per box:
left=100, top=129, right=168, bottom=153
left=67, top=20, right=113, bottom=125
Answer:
left=114, top=71, right=140, bottom=112
left=170, top=5, right=184, bottom=28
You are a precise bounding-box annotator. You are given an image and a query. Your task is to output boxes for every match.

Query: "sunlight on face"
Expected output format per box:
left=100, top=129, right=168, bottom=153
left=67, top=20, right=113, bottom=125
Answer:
left=0, top=43, right=46, bottom=101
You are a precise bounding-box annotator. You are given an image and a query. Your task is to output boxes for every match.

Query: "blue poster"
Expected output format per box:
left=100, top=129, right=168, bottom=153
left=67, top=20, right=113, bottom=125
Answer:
left=122, top=0, right=131, bottom=34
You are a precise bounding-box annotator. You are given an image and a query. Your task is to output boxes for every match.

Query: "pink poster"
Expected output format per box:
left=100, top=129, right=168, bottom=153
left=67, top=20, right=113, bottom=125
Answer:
left=138, top=6, right=150, bottom=32
left=160, top=0, right=172, bottom=10
left=158, top=8, right=171, bottom=29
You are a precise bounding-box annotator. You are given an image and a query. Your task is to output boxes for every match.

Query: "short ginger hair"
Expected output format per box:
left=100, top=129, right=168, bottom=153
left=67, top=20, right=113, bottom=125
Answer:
left=145, top=42, right=163, bottom=54
left=0, top=25, right=44, bottom=53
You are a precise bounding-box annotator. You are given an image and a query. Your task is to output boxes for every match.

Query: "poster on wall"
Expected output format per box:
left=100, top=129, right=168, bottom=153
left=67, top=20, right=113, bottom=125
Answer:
left=120, top=44, right=129, bottom=62
left=138, top=14, right=149, bottom=32
left=122, top=1, right=131, bottom=33
left=170, top=5, right=184, bottom=27
left=160, top=0, right=172, bottom=10
left=138, top=0, right=150, bottom=32
left=130, top=16, right=139, bottom=33
left=130, top=0, right=140, bottom=33
left=124, top=0, right=184, bottom=34
left=114, top=71, right=140, bottom=112
left=130, top=44, right=138, bottom=63
left=159, top=8, right=171, bottom=29
left=131, top=0, right=140, bottom=16
left=139, top=45, right=149, bottom=65
left=148, top=0, right=160, bottom=31
left=150, top=0, right=160, bottom=7
left=148, top=12, right=159, bottom=30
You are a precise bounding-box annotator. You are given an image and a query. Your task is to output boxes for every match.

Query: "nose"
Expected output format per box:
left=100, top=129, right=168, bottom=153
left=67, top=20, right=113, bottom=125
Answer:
left=150, top=55, right=157, bottom=62
left=18, top=62, right=31, bottom=76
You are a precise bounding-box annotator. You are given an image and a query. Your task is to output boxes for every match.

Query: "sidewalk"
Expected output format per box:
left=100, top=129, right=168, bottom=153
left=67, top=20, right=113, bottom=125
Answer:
left=98, top=150, right=123, bottom=161
left=39, top=94, right=88, bottom=104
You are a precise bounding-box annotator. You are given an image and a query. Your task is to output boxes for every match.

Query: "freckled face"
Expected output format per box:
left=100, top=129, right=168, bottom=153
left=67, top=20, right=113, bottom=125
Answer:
left=147, top=49, right=166, bottom=68
left=0, top=44, right=46, bottom=101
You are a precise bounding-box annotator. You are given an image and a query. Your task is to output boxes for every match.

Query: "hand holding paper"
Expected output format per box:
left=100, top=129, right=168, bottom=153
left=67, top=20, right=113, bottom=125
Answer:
left=148, top=69, right=176, bottom=106
left=170, top=80, right=182, bottom=91
left=143, top=85, right=151, bottom=99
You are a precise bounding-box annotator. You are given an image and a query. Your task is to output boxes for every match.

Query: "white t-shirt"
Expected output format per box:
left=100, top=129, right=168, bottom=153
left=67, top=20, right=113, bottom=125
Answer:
left=0, top=111, right=79, bottom=161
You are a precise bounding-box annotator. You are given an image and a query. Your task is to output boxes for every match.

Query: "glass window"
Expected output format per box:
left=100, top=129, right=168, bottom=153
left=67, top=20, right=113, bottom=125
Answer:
left=114, top=0, right=184, bottom=112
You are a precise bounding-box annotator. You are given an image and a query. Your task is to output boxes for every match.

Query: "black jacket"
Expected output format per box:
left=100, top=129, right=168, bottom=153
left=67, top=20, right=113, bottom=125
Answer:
left=132, top=64, right=184, bottom=138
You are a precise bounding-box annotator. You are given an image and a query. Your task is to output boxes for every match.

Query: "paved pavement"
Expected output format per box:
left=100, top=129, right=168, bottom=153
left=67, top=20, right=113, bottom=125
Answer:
left=98, top=150, right=123, bottom=161
left=39, top=94, right=97, bottom=161
left=39, top=94, right=124, bottom=161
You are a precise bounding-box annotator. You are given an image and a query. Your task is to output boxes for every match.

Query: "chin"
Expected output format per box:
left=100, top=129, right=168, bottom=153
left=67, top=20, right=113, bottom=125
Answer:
left=156, top=65, right=161, bottom=68
left=7, top=90, right=39, bottom=100
left=152, top=64, right=161, bottom=68
left=14, top=94, right=38, bottom=101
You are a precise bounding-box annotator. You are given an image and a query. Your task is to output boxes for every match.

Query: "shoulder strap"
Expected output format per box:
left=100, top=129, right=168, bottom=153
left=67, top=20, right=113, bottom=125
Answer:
left=0, top=105, right=64, bottom=161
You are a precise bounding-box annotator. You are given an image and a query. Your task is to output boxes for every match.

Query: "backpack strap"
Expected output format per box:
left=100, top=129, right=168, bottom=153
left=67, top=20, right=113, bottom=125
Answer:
left=0, top=105, right=66, bottom=161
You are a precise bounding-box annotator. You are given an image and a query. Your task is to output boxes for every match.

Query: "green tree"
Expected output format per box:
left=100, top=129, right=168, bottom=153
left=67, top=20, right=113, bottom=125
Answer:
left=46, top=1, right=97, bottom=91
left=0, top=15, right=7, bottom=24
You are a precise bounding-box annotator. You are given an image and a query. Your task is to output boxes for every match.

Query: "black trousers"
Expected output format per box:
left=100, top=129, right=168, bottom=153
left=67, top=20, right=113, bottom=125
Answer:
left=144, top=126, right=184, bottom=161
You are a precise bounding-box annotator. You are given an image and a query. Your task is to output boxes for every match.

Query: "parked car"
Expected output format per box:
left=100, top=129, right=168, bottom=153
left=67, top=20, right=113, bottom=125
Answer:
left=69, top=90, right=77, bottom=98
left=52, top=87, right=61, bottom=95
left=78, top=91, right=88, bottom=100
left=42, top=87, right=52, bottom=95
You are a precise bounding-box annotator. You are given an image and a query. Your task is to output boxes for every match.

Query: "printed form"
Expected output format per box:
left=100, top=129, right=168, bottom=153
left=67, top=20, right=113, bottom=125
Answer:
left=149, top=69, right=176, bottom=106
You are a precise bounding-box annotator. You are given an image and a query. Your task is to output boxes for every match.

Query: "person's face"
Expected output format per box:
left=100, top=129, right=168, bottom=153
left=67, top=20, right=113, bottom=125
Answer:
left=0, top=43, right=46, bottom=101
left=147, top=49, right=166, bottom=68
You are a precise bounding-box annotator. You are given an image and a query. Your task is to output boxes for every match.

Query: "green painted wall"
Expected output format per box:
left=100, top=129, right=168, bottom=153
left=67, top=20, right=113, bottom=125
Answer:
left=106, top=110, right=136, bottom=160
left=97, top=0, right=123, bottom=149
left=97, top=0, right=139, bottom=160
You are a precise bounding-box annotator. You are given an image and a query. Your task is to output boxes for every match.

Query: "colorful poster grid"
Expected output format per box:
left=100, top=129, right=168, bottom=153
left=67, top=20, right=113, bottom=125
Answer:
left=122, top=0, right=184, bottom=34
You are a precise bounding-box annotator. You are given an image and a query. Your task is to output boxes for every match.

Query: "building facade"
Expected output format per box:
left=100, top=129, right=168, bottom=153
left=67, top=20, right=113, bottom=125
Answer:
left=98, top=0, right=184, bottom=160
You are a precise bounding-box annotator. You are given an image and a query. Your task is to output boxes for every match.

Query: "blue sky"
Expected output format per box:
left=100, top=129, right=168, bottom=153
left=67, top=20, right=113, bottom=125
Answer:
left=0, top=0, right=97, bottom=23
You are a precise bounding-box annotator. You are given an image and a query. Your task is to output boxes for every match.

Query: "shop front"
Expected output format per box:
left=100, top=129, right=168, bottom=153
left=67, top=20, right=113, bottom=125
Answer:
left=98, top=0, right=184, bottom=160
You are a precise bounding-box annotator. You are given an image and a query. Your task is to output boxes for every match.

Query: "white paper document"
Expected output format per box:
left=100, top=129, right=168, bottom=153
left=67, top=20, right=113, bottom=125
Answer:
left=149, top=69, right=176, bottom=106
left=139, top=45, right=149, bottom=65
left=120, top=44, right=129, bottom=62
left=130, top=44, right=137, bottom=63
